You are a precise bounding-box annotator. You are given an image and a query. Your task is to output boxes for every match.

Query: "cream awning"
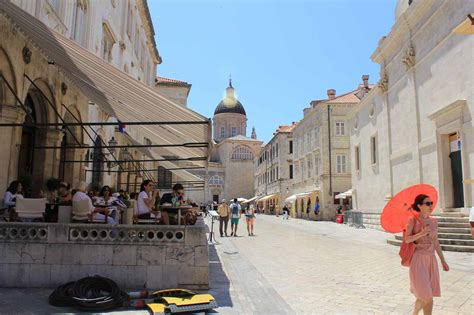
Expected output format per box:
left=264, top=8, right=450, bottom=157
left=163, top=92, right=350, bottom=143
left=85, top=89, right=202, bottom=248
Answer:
left=257, top=193, right=278, bottom=202
left=242, top=196, right=257, bottom=203
left=0, top=2, right=210, bottom=166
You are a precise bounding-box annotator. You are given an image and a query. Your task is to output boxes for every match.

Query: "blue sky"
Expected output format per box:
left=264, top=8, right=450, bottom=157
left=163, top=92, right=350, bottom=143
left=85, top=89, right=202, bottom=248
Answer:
left=148, top=0, right=397, bottom=143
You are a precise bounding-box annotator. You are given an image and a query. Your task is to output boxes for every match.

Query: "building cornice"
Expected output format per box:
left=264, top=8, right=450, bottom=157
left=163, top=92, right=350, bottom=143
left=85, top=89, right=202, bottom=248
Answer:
left=371, top=0, right=435, bottom=65
left=137, top=0, right=161, bottom=64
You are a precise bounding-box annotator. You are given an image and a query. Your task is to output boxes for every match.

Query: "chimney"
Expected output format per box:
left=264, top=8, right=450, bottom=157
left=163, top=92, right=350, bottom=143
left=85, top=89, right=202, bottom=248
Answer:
left=362, top=75, right=369, bottom=89
left=327, top=89, right=336, bottom=100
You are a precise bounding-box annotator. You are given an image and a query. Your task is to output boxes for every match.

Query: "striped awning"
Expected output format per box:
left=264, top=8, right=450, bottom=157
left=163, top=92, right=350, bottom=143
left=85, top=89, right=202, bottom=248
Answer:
left=0, top=1, right=210, bottom=168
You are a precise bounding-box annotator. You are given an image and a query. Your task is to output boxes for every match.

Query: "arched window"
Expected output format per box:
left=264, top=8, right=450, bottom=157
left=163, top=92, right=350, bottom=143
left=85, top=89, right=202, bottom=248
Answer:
left=208, top=175, right=224, bottom=187
left=231, top=146, right=253, bottom=160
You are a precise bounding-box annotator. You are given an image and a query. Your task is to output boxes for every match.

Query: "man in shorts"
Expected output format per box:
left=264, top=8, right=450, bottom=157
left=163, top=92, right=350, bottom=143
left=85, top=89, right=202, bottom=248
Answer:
left=229, top=198, right=241, bottom=237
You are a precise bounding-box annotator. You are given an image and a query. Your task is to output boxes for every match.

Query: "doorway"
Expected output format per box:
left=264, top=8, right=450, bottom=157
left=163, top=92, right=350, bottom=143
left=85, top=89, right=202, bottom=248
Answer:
left=448, top=133, right=464, bottom=208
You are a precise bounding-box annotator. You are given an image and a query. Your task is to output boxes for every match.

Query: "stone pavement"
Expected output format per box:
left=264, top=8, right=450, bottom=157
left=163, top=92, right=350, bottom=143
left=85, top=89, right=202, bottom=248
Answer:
left=208, top=214, right=473, bottom=314
left=0, top=215, right=472, bottom=314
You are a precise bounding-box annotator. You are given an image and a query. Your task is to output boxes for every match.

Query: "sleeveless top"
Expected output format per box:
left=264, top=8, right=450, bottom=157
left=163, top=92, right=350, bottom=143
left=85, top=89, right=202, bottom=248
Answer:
left=409, top=216, right=438, bottom=255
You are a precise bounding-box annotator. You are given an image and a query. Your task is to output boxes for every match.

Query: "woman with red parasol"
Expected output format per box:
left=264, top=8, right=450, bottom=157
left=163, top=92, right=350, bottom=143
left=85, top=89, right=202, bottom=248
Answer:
left=381, top=185, right=449, bottom=315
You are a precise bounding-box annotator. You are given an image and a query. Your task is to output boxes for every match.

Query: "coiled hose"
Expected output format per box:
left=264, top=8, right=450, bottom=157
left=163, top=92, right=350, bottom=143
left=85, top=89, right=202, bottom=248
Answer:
left=49, top=276, right=128, bottom=312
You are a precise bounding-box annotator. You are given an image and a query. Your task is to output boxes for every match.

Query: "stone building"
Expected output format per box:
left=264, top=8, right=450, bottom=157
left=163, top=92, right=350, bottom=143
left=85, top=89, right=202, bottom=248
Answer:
left=254, top=124, right=296, bottom=214
left=0, top=1, right=208, bottom=196
left=348, top=0, right=474, bottom=228
left=290, top=78, right=371, bottom=220
left=155, top=76, right=192, bottom=108
left=186, top=81, right=262, bottom=204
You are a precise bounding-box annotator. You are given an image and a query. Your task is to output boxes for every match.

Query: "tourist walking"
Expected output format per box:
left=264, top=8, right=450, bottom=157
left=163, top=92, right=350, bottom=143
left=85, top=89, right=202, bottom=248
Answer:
left=218, top=199, right=230, bottom=237
left=245, top=204, right=255, bottom=236
left=282, top=204, right=290, bottom=220
left=314, top=196, right=320, bottom=217
left=305, top=199, right=311, bottom=219
left=229, top=198, right=241, bottom=237
left=405, top=194, right=449, bottom=315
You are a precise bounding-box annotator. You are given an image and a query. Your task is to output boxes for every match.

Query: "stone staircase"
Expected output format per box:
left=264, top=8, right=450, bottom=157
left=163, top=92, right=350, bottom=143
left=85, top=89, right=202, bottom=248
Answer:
left=387, top=210, right=474, bottom=252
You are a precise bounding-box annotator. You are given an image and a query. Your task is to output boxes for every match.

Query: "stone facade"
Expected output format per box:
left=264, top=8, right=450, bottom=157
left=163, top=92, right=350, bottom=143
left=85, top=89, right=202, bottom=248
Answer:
left=254, top=125, right=295, bottom=214
left=290, top=81, right=371, bottom=221
left=349, top=0, right=474, bottom=226
left=0, top=1, right=191, bottom=195
left=155, top=76, right=191, bottom=107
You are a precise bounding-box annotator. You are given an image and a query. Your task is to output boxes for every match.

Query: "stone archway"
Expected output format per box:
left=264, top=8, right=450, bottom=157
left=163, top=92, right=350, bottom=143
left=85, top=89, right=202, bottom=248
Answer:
left=18, top=80, right=61, bottom=197
left=0, top=47, right=24, bottom=194
left=59, top=106, right=84, bottom=185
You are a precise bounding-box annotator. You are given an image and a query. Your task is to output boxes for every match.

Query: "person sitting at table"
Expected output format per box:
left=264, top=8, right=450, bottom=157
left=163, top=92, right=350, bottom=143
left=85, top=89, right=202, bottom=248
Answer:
left=95, top=185, right=123, bottom=223
left=159, top=183, right=186, bottom=224
left=3, top=180, right=24, bottom=221
left=57, top=182, right=72, bottom=205
left=137, top=180, right=169, bottom=224
left=72, top=182, right=116, bottom=224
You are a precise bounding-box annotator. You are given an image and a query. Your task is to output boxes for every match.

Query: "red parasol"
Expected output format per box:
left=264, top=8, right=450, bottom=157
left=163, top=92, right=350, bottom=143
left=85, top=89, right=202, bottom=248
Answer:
left=381, top=184, right=438, bottom=233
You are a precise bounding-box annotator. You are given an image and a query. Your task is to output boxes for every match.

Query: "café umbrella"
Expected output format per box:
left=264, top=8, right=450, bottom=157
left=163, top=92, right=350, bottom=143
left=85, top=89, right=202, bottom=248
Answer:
left=380, top=184, right=438, bottom=233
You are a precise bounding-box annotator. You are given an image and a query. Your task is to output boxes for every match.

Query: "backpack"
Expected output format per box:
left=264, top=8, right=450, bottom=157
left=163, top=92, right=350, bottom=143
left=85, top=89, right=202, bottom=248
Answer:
left=399, top=217, right=421, bottom=267
left=231, top=204, right=239, bottom=218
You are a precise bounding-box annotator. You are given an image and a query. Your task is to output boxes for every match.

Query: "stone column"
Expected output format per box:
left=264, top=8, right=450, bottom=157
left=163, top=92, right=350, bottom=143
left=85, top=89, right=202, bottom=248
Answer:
left=0, top=105, right=25, bottom=193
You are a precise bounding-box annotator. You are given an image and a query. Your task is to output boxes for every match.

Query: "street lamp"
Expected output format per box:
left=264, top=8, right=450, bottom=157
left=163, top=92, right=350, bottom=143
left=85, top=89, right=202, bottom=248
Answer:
left=107, top=136, right=118, bottom=156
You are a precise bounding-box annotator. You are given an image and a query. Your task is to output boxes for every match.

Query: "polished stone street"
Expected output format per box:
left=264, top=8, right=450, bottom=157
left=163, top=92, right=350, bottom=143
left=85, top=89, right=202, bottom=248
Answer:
left=208, top=215, right=473, bottom=315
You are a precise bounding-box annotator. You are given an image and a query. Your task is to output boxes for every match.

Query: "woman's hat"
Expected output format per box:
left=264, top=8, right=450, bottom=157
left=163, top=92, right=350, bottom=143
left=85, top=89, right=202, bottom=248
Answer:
left=59, top=182, right=70, bottom=189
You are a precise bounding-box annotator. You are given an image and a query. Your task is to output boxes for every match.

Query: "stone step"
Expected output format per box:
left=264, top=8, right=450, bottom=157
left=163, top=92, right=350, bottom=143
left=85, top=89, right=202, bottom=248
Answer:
left=438, top=227, right=471, bottom=234
left=437, top=212, right=468, bottom=218
left=437, top=222, right=471, bottom=228
left=438, top=233, right=474, bottom=240
left=434, top=217, right=470, bottom=223
left=394, top=235, right=474, bottom=246
left=387, top=239, right=474, bottom=252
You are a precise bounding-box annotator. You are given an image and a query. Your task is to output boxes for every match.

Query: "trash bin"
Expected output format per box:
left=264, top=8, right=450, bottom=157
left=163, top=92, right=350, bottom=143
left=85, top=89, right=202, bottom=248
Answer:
left=336, top=214, right=344, bottom=224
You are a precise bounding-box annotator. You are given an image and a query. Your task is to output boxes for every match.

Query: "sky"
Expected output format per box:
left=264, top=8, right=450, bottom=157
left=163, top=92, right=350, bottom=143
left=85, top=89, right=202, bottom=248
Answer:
left=148, top=0, right=398, bottom=143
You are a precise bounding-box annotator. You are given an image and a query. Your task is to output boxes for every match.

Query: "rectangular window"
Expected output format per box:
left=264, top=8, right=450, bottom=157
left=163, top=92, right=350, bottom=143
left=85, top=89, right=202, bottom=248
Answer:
left=314, top=155, right=320, bottom=177
left=276, top=143, right=279, bottom=157
left=307, top=159, right=312, bottom=178
left=220, top=127, right=225, bottom=138
left=276, top=167, right=279, bottom=180
left=336, top=154, right=346, bottom=173
left=231, top=127, right=237, bottom=137
left=289, top=165, right=293, bottom=179
left=157, top=166, right=172, bottom=189
left=371, top=136, right=377, bottom=165
left=335, top=122, right=345, bottom=136
left=355, top=146, right=360, bottom=171
left=289, top=140, right=293, bottom=154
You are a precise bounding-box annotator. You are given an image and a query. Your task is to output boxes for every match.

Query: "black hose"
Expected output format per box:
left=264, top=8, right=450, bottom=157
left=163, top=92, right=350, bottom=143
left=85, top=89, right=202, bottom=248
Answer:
left=49, top=276, right=128, bottom=312
left=48, top=281, right=75, bottom=307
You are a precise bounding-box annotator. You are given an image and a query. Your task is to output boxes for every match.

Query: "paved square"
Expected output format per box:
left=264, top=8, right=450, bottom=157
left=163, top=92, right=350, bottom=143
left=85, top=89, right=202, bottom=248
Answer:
left=209, top=215, right=473, bottom=314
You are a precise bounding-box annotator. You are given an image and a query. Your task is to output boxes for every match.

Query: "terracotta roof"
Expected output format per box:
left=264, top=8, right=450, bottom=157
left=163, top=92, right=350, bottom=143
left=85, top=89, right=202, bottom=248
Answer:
left=276, top=124, right=296, bottom=133
left=155, top=76, right=191, bottom=87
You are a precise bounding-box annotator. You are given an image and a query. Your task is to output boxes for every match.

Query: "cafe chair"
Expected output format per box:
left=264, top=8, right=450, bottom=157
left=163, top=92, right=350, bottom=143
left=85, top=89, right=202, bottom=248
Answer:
left=72, top=199, right=107, bottom=223
left=131, top=200, right=160, bottom=225
left=0, top=198, right=10, bottom=222
left=15, top=198, right=47, bottom=221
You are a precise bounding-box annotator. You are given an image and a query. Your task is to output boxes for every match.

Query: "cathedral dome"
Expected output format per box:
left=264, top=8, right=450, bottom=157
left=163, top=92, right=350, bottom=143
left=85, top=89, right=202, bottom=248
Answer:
left=214, top=80, right=246, bottom=116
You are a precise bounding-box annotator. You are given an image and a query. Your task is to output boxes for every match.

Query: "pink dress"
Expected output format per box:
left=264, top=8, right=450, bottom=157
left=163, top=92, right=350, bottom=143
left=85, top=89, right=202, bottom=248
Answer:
left=408, top=217, right=441, bottom=300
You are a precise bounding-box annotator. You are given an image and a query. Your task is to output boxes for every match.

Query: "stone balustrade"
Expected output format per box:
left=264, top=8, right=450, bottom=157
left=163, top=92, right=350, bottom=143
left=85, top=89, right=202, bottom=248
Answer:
left=0, top=221, right=209, bottom=290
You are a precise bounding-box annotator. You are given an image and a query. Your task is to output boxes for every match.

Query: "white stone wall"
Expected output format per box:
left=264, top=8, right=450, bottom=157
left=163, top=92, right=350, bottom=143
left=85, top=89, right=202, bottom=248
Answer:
left=156, top=85, right=190, bottom=107
left=351, top=0, right=474, bottom=219
left=11, top=0, right=158, bottom=85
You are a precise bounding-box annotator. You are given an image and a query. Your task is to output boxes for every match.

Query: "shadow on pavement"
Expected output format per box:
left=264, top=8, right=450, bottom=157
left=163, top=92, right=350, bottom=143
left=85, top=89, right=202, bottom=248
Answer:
left=208, top=244, right=233, bottom=308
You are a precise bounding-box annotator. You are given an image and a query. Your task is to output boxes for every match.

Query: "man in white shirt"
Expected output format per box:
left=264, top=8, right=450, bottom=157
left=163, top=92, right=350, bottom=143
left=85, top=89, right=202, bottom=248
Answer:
left=72, top=182, right=116, bottom=224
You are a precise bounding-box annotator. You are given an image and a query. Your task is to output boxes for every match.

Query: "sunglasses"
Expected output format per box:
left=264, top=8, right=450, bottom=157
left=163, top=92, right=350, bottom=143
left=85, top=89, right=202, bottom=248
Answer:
left=422, top=201, right=433, bottom=206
